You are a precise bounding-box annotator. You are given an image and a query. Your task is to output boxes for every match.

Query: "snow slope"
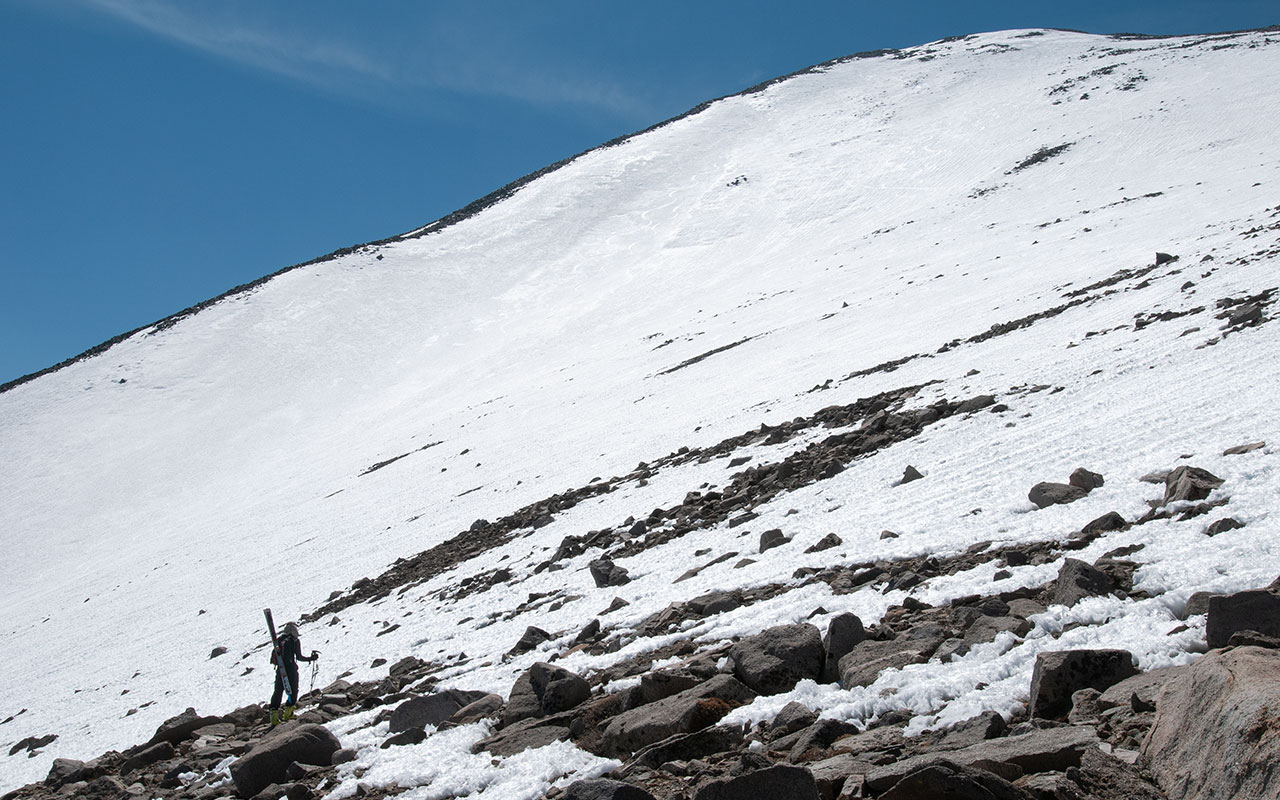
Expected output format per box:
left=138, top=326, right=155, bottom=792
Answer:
left=3, top=26, right=1280, bottom=795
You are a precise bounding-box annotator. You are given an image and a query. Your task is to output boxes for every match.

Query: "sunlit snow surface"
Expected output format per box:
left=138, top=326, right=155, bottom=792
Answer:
left=3, top=28, right=1280, bottom=795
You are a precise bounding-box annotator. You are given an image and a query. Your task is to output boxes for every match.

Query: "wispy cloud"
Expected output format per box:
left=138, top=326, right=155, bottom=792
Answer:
left=70, top=0, right=655, bottom=120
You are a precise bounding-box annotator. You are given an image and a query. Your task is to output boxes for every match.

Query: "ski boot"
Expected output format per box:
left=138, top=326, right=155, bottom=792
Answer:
left=282, top=705, right=296, bottom=721
left=269, top=708, right=280, bottom=726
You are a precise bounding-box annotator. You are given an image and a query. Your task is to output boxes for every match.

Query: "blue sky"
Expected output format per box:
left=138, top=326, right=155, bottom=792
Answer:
left=1, top=1, right=1275, bottom=386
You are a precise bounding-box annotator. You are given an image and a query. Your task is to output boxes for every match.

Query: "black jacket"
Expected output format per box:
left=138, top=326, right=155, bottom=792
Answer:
left=272, top=633, right=316, bottom=668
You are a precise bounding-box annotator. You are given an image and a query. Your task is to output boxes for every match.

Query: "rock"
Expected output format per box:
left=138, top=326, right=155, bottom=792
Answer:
left=958, top=395, right=996, bottom=413
left=1204, top=517, right=1244, bottom=536
left=388, top=689, right=493, bottom=733
left=388, top=656, right=428, bottom=677
left=759, top=529, right=789, bottom=553
left=1050, top=558, right=1114, bottom=607
left=589, top=559, right=632, bottom=588
left=121, top=740, right=175, bottom=774
left=1155, top=251, right=1178, bottom=265
left=1029, top=649, right=1137, bottom=720
left=1162, top=466, right=1223, bottom=504
left=693, top=764, right=820, bottom=800
left=474, top=717, right=570, bottom=756
left=331, top=748, right=357, bottom=765
left=45, top=758, right=89, bottom=787
left=631, top=725, right=745, bottom=769
left=1227, top=629, right=1280, bottom=648
left=1068, top=468, right=1104, bottom=491
left=210, top=646, right=228, bottom=659
left=229, top=724, right=341, bottom=798
left=865, top=726, right=1100, bottom=793
left=1028, top=482, right=1087, bottom=508
left=503, top=662, right=591, bottom=726
left=822, top=613, right=866, bottom=684
left=1143, top=646, right=1280, bottom=800
left=805, top=533, right=843, bottom=554
left=1097, top=666, right=1185, bottom=712
left=8, top=733, right=56, bottom=756
left=963, top=616, right=1032, bottom=646
left=878, top=759, right=1035, bottom=800
left=574, top=619, right=602, bottom=645
left=1068, top=688, right=1101, bottom=724
left=879, top=530, right=900, bottom=540
left=839, top=626, right=947, bottom=689
left=1206, top=589, right=1280, bottom=648
left=1077, top=512, right=1126, bottom=538
left=1068, top=747, right=1166, bottom=800
left=448, top=693, right=504, bottom=725
left=562, top=778, right=657, bottom=800
left=729, top=623, right=824, bottom=695
left=901, top=465, right=924, bottom=484
left=1182, top=591, right=1215, bottom=619
left=932, top=711, right=1007, bottom=750
left=688, top=589, right=747, bottom=616
left=146, top=707, right=224, bottom=746
left=381, top=728, right=427, bottom=748
left=640, top=670, right=703, bottom=704
left=788, top=718, right=863, bottom=762
left=771, top=701, right=819, bottom=736
left=601, top=597, right=630, bottom=614
left=602, top=674, right=756, bottom=755
left=507, top=625, right=553, bottom=656
left=1223, top=441, right=1265, bottom=456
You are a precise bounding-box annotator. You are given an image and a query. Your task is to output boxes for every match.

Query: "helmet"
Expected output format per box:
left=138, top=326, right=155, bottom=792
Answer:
left=283, top=622, right=299, bottom=636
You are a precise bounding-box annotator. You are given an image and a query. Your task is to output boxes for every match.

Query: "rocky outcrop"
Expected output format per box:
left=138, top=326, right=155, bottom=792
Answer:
left=692, top=764, right=819, bottom=800
left=602, top=675, right=755, bottom=755
left=1142, top=645, right=1280, bottom=800
left=388, top=689, right=493, bottom=732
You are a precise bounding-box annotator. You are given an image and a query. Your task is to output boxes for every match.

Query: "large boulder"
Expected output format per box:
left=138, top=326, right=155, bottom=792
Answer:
left=878, top=759, right=1035, bottom=800
left=146, top=707, right=224, bottom=746
left=1029, top=649, right=1136, bottom=720
left=1162, top=465, right=1223, bottom=504
left=228, top=724, right=341, bottom=798
left=602, top=674, right=756, bottom=755
left=502, top=662, right=591, bottom=727
left=1142, top=646, right=1280, bottom=800
left=388, top=689, right=494, bottom=733
left=562, top=778, right=657, bottom=800
left=1050, top=558, right=1113, bottom=607
left=864, top=726, right=1100, bottom=793
left=821, top=614, right=865, bottom=684
left=693, top=764, right=820, bottom=800
left=589, top=558, right=632, bottom=588
left=1206, top=589, right=1280, bottom=648
left=730, top=623, right=824, bottom=695
left=839, top=626, right=948, bottom=689
left=447, top=693, right=504, bottom=725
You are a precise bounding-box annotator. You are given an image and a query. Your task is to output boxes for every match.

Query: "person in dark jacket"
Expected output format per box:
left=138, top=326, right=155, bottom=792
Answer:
left=269, top=621, right=317, bottom=724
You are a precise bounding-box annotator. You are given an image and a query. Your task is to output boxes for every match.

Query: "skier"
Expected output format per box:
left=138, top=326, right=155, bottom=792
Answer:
left=268, top=621, right=318, bottom=725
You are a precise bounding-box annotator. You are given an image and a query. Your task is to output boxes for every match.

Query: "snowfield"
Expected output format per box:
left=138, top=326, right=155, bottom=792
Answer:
left=3, top=26, right=1280, bottom=797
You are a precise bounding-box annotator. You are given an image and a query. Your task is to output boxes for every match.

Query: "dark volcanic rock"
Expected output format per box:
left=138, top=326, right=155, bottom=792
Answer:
left=1029, top=649, right=1137, bottom=720
left=805, top=533, right=843, bottom=554
left=901, top=465, right=924, bottom=484
left=502, top=662, right=590, bottom=726
left=821, top=613, right=866, bottom=684
left=146, top=707, right=224, bottom=746
left=589, top=559, right=632, bottom=588
left=1051, top=558, right=1114, bottom=607
left=448, top=693, right=504, bottom=725
left=229, top=724, right=340, bottom=798
left=1068, top=467, right=1105, bottom=491
left=693, top=764, right=820, bottom=800
left=602, top=675, right=755, bottom=755
left=839, top=626, right=947, bottom=689
left=1206, top=589, right=1280, bottom=648
left=878, top=759, right=1035, bottom=800
left=562, top=778, right=657, bottom=800
left=1162, top=465, right=1224, bottom=504
left=729, top=623, right=824, bottom=695
left=1028, top=482, right=1087, bottom=508
left=758, top=529, right=789, bottom=553
left=508, top=625, right=553, bottom=657
left=1204, top=517, right=1244, bottom=536
left=389, top=689, right=493, bottom=732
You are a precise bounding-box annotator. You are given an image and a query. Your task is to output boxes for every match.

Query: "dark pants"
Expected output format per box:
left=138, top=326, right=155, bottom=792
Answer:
left=270, top=662, right=300, bottom=708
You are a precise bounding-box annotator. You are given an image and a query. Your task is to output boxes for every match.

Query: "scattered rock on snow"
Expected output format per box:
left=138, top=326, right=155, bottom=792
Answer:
left=589, top=558, right=632, bottom=588
left=1206, top=589, right=1280, bottom=648
left=1068, top=467, right=1104, bottom=490
left=758, top=529, right=789, bottom=553
left=389, top=689, right=493, bottom=733
left=804, top=533, right=842, bottom=553
left=1051, top=558, right=1114, bottom=607
left=1162, top=465, right=1224, bottom=505
left=502, top=663, right=591, bottom=727
left=1028, top=482, right=1087, bottom=508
